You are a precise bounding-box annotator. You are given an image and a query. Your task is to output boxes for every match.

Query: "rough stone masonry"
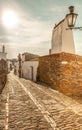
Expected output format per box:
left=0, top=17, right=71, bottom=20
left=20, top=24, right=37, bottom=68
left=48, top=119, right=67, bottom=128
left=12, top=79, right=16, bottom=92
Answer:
left=0, top=59, right=7, bottom=93
left=38, top=52, right=82, bottom=97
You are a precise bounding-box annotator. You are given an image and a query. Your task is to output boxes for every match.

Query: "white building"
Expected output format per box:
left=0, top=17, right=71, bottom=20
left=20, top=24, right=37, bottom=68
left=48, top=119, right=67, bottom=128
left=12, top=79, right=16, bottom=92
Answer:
left=21, top=53, right=39, bottom=81
left=0, top=45, right=7, bottom=60
left=15, top=53, right=39, bottom=82
left=22, top=60, right=39, bottom=82
left=50, top=18, right=75, bottom=54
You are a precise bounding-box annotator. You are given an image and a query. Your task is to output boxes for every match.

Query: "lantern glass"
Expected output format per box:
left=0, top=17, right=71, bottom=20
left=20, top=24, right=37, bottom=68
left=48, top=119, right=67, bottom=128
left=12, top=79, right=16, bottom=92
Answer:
left=66, top=13, right=78, bottom=28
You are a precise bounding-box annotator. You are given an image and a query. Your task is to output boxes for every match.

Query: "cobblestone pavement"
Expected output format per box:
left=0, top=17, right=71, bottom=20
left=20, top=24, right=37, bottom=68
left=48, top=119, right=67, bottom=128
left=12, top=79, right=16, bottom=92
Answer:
left=0, top=73, right=82, bottom=130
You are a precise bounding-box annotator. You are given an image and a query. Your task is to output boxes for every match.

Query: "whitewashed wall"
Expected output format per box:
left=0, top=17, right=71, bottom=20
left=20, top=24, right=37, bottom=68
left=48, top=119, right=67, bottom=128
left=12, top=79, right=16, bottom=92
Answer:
left=51, top=22, right=62, bottom=53
left=51, top=18, right=75, bottom=54
left=7, top=60, right=12, bottom=72
left=22, top=61, right=39, bottom=82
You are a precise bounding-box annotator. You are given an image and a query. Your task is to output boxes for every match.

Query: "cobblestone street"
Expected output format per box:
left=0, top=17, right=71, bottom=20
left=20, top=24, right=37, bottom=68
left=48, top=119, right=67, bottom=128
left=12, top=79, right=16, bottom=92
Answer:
left=0, top=72, right=82, bottom=130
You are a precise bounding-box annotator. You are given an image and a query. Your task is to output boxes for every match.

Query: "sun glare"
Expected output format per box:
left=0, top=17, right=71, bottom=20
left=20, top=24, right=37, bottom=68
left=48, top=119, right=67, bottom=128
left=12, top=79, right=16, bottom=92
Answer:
left=2, top=10, right=18, bottom=29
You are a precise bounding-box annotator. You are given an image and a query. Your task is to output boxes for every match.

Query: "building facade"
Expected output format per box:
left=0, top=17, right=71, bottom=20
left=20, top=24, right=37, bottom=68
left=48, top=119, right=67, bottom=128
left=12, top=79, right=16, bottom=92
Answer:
left=50, top=18, right=75, bottom=54
left=0, top=45, right=7, bottom=60
left=22, top=61, right=39, bottom=81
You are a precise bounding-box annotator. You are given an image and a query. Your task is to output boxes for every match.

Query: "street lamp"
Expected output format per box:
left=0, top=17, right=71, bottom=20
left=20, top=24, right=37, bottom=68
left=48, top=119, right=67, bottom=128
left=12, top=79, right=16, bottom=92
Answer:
left=66, top=6, right=82, bottom=30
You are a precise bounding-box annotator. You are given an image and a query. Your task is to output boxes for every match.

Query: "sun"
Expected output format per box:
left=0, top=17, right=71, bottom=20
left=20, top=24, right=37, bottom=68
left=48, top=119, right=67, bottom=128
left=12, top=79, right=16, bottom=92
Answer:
left=2, top=10, right=18, bottom=29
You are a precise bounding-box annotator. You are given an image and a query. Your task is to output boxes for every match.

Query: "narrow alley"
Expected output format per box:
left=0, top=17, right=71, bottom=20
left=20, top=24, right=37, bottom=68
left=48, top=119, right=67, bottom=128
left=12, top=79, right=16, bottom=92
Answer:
left=0, top=72, right=82, bottom=130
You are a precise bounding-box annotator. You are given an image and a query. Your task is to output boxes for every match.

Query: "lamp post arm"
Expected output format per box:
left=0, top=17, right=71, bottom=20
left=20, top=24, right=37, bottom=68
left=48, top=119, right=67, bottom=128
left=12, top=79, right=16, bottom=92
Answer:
left=74, top=27, right=82, bottom=30
left=66, top=27, right=82, bottom=30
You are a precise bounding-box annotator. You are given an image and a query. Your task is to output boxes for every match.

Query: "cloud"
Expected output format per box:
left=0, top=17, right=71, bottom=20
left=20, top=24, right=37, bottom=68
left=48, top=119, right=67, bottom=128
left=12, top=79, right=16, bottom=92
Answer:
left=1, top=0, right=82, bottom=58
left=3, top=11, right=52, bottom=50
left=50, top=5, right=65, bottom=13
left=1, top=10, right=52, bottom=58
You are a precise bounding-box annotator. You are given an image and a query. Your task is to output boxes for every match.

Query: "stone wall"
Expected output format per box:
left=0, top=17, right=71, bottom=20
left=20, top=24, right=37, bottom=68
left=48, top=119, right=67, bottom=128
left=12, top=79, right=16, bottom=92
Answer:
left=0, top=59, right=7, bottom=93
left=38, top=52, right=82, bottom=97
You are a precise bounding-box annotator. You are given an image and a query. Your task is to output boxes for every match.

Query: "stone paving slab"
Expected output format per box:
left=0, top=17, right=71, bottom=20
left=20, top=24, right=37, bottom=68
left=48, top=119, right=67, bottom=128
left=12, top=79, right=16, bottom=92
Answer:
left=0, top=73, right=82, bottom=130
left=0, top=74, right=53, bottom=130
left=20, top=78, right=82, bottom=130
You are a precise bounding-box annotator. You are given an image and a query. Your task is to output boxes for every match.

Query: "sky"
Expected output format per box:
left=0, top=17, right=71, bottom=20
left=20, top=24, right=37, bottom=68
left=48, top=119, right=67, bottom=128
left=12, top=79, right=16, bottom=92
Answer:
left=0, top=0, right=82, bottom=59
